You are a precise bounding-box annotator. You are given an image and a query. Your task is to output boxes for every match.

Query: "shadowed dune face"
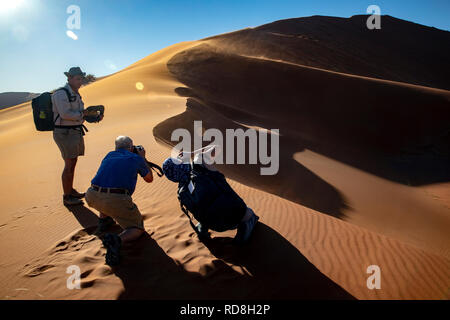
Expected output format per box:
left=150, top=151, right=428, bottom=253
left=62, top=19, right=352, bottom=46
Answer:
left=205, top=15, right=450, bottom=91
left=165, top=43, right=450, bottom=155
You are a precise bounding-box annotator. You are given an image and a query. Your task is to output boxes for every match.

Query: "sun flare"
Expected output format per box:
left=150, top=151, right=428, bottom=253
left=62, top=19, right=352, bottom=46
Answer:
left=0, top=0, right=24, bottom=13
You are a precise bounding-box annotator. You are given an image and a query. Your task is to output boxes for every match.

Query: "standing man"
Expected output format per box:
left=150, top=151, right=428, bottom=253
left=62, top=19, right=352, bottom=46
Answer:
left=52, top=67, right=102, bottom=206
left=85, top=136, right=153, bottom=266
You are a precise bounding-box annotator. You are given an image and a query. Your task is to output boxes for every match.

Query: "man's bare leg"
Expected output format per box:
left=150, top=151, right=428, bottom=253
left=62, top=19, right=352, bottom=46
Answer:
left=62, top=157, right=78, bottom=195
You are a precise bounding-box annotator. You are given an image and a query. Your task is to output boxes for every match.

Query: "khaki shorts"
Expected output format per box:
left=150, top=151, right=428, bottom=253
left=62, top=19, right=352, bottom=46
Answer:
left=85, top=187, right=144, bottom=230
left=53, top=127, right=85, bottom=159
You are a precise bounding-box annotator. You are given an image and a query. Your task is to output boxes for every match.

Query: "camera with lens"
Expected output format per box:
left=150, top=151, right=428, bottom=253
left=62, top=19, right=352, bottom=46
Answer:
left=132, top=145, right=144, bottom=154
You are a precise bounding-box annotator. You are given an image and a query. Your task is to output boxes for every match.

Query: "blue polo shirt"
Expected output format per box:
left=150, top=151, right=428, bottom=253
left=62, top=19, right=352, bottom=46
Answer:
left=91, top=149, right=150, bottom=196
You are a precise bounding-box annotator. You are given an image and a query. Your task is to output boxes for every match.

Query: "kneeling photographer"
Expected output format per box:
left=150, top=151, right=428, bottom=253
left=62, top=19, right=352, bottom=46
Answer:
left=85, top=135, right=162, bottom=266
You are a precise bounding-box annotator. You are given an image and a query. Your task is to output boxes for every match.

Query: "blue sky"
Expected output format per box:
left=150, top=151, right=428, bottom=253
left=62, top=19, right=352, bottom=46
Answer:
left=1, top=0, right=449, bottom=93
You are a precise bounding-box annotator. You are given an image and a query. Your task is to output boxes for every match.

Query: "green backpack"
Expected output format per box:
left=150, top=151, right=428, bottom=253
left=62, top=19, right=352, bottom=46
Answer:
left=31, top=88, right=75, bottom=131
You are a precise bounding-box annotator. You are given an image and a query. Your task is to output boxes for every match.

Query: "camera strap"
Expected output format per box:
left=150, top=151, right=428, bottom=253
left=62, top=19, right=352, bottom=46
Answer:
left=146, top=160, right=164, bottom=177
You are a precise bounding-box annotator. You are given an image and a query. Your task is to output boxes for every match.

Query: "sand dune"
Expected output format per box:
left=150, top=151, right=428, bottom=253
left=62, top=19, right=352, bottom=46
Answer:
left=1, top=16, right=449, bottom=300
left=0, top=92, right=39, bottom=110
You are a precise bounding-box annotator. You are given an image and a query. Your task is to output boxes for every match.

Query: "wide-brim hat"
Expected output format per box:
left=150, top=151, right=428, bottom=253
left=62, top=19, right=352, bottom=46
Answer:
left=64, top=67, right=86, bottom=77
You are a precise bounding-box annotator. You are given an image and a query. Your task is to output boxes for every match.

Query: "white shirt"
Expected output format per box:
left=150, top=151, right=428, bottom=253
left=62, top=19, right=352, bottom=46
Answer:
left=51, top=83, right=85, bottom=126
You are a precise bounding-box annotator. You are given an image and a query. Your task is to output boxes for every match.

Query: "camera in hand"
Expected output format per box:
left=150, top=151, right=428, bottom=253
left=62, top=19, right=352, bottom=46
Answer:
left=131, top=145, right=164, bottom=178
left=133, top=145, right=144, bottom=154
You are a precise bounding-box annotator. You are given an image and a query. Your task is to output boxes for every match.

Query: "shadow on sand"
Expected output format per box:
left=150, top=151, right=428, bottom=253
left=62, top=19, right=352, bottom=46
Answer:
left=64, top=204, right=99, bottom=232
left=108, top=221, right=354, bottom=299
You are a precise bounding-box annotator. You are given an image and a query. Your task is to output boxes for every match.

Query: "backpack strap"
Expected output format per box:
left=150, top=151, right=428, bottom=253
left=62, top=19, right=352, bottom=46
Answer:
left=56, top=87, right=76, bottom=102
left=53, top=87, right=83, bottom=128
left=180, top=203, right=201, bottom=237
left=179, top=163, right=202, bottom=236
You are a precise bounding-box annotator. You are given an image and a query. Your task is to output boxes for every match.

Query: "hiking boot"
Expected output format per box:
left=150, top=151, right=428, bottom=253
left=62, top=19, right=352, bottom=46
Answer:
left=71, top=188, right=85, bottom=199
left=102, top=233, right=122, bottom=266
left=233, top=214, right=259, bottom=245
left=94, top=216, right=115, bottom=235
left=195, top=222, right=210, bottom=241
left=63, top=194, right=83, bottom=206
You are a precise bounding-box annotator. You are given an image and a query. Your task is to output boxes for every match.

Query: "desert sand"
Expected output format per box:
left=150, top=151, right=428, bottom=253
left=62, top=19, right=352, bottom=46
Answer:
left=0, top=15, right=449, bottom=300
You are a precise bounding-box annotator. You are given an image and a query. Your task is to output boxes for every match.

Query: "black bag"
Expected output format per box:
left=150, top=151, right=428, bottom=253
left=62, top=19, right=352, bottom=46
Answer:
left=178, top=164, right=247, bottom=233
left=31, top=87, right=74, bottom=131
